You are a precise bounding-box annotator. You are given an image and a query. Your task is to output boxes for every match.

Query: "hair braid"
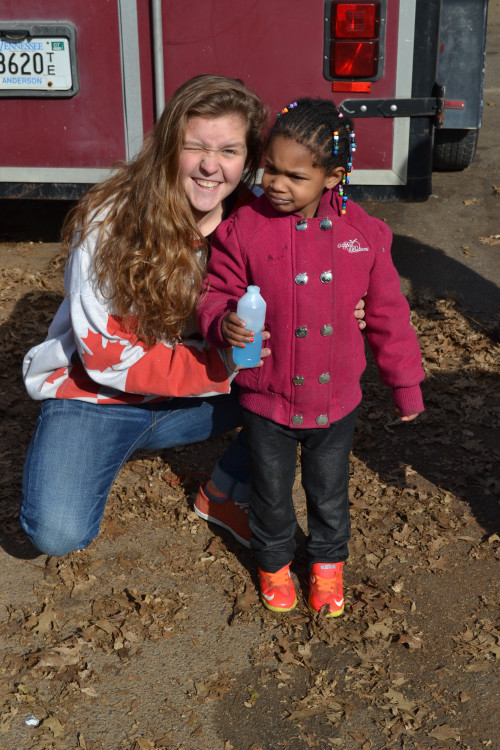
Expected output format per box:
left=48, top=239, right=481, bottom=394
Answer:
left=268, top=98, right=355, bottom=175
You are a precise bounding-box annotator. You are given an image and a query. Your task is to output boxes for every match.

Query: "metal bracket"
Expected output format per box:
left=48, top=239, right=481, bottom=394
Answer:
left=340, top=84, right=446, bottom=128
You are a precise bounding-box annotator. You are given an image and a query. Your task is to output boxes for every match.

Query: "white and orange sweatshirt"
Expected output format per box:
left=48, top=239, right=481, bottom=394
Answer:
left=23, top=225, right=231, bottom=404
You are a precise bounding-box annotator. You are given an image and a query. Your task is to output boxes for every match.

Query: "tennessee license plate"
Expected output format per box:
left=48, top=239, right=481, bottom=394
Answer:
left=0, top=36, right=73, bottom=91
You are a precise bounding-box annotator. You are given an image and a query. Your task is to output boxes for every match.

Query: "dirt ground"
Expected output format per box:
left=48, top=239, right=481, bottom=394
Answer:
left=1, top=8, right=500, bottom=750
left=1, top=244, right=499, bottom=750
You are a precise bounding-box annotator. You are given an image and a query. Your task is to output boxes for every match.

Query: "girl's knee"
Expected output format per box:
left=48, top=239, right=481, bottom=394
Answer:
left=19, top=515, right=93, bottom=556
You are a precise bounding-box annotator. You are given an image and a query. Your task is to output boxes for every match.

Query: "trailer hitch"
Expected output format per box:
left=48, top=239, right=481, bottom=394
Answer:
left=339, top=84, right=446, bottom=129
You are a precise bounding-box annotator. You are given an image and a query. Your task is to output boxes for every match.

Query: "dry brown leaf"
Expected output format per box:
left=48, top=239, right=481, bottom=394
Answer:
left=428, top=724, right=460, bottom=741
left=364, top=617, right=395, bottom=639
left=244, top=686, right=259, bottom=707
left=42, top=715, right=65, bottom=738
left=383, top=688, right=416, bottom=713
left=397, top=632, right=423, bottom=649
left=478, top=234, right=500, bottom=245
left=80, top=686, right=99, bottom=697
left=232, top=585, right=258, bottom=616
left=31, top=605, right=60, bottom=635
left=133, top=740, right=156, bottom=750
left=349, top=731, right=369, bottom=742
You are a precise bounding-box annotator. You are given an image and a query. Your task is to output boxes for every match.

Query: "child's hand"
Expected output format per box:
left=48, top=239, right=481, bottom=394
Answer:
left=222, top=311, right=254, bottom=348
left=394, top=408, right=420, bottom=422
left=225, top=338, right=271, bottom=372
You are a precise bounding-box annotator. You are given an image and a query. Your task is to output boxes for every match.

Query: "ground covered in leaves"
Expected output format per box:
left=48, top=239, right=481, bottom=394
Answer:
left=0, top=243, right=499, bottom=750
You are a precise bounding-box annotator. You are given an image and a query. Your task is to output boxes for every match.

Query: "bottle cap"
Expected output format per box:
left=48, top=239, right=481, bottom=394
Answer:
left=247, top=285, right=260, bottom=293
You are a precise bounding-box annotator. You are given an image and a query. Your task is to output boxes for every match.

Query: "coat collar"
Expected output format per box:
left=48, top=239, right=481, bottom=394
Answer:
left=257, top=188, right=343, bottom=221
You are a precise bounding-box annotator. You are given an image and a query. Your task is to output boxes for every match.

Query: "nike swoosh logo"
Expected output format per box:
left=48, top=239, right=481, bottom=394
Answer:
left=263, top=593, right=275, bottom=601
left=334, top=599, right=344, bottom=607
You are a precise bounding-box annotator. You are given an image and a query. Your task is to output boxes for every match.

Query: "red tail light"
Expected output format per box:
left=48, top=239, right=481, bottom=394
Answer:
left=334, top=3, right=378, bottom=38
left=331, top=40, right=379, bottom=78
left=326, top=1, right=381, bottom=80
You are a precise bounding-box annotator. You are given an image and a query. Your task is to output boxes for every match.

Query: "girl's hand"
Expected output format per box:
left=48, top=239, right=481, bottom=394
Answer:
left=355, top=297, right=366, bottom=330
left=222, top=312, right=254, bottom=348
left=225, top=337, right=271, bottom=372
left=222, top=312, right=271, bottom=348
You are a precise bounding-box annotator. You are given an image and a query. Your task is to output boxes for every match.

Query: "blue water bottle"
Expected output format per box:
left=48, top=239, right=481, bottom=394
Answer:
left=232, top=285, right=267, bottom=368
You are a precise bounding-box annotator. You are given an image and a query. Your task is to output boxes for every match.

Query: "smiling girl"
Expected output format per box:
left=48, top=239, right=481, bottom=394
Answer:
left=20, top=76, right=270, bottom=555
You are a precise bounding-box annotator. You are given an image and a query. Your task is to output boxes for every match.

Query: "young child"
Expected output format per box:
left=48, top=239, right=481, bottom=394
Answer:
left=197, top=98, right=424, bottom=617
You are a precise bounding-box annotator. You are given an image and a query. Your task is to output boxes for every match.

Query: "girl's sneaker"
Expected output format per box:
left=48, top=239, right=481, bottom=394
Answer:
left=194, top=481, right=251, bottom=548
left=308, top=562, right=344, bottom=617
left=258, top=563, right=297, bottom=612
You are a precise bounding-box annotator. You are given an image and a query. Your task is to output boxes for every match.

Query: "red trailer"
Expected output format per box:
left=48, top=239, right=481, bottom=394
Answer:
left=0, top=0, right=488, bottom=201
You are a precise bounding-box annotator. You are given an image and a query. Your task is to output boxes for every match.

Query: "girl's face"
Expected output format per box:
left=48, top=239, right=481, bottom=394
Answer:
left=261, top=136, right=343, bottom=218
left=180, top=114, right=248, bottom=230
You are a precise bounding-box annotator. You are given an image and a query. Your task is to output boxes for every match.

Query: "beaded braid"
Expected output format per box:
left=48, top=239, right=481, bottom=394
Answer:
left=270, top=98, right=355, bottom=214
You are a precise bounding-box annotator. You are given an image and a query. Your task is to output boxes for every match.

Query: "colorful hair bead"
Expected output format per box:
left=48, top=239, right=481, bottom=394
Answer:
left=333, top=130, right=339, bottom=155
left=277, top=101, right=298, bottom=118
left=340, top=177, right=348, bottom=214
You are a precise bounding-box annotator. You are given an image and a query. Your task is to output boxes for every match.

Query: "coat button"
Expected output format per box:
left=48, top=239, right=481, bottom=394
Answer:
left=318, top=372, right=330, bottom=384
left=295, top=272, right=308, bottom=285
left=319, top=217, right=332, bottom=231
left=295, top=219, right=308, bottom=231
left=295, top=326, right=308, bottom=338
left=291, top=415, right=304, bottom=426
left=292, top=375, right=305, bottom=386
left=316, top=415, right=328, bottom=426
left=320, top=270, right=333, bottom=284
left=320, top=324, right=333, bottom=337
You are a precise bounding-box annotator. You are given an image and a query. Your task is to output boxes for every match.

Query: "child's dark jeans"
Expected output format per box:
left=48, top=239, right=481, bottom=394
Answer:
left=241, top=406, right=358, bottom=573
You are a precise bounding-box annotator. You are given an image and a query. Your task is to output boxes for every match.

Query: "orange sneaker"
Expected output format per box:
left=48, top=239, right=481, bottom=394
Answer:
left=308, top=562, right=344, bottom=617
left=194, top=480, right=251, bottom=548
left=258, top=563, right=297, bottom=612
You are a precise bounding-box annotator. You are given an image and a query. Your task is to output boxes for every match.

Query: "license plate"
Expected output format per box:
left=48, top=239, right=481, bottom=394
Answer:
left=0, top=37, right=73, bottom=91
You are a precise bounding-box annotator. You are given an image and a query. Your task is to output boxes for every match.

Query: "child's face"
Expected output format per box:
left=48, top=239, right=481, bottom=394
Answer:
left=180, top=114, right=248, bottom=224
left=261, top=136, right=343, bottom=218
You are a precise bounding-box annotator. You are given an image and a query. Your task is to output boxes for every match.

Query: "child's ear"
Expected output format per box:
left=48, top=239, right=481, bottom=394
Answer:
left=325, top=167, right=345, bottom=189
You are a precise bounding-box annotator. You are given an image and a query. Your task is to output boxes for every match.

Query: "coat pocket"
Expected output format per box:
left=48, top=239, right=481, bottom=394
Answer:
left=234, top=361, right=268, bottom=391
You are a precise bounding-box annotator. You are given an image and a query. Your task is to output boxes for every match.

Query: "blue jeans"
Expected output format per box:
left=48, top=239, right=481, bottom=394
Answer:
left=241, top=407, right=358, bottom=572
left=20, top=394, right=249, bottom=556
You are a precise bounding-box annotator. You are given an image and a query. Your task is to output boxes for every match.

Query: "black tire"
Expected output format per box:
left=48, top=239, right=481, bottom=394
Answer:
left=433, top=128, right=479, bottom=171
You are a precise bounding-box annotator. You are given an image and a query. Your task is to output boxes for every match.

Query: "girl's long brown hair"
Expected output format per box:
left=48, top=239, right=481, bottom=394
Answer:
left=61, top=75, right=268, bottom=346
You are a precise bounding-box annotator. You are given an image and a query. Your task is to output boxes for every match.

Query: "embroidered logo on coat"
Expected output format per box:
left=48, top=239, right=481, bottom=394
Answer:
left=338, top=238, right=369, bottom=253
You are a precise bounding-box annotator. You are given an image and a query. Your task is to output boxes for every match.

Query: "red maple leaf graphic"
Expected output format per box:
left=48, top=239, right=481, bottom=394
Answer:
left=80, top=329, right=127, bottom=372
left=107, top=315, right=146, bottom=350
left=45, top=366, right=68, bottom=385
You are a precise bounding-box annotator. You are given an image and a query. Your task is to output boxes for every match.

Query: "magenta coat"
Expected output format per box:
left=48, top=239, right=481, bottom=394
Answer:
left=197, top=189, right=424, bottom=429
